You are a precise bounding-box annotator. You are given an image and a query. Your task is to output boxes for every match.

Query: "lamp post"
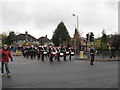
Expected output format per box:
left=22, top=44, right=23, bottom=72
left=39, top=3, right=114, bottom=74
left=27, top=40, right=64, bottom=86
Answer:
left=72, top=14, right=79, bottom=31
left=72, top=14, right=79, bottom=54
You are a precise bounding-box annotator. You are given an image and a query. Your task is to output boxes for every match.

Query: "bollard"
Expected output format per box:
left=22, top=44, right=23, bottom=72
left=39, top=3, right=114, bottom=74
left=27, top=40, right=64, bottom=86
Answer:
left=13, top=50, right=22, bottom=56
left=15, top=50, right=18, bottom=55
left=80, top=51, right=84, bottom=58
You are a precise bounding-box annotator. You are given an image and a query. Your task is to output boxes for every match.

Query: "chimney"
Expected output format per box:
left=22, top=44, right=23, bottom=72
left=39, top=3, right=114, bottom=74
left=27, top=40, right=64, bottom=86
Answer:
left=25, top=31, right=28, bottom=41
left=45, top=35, right=47, bottom=38
left=25, top=31, right=28, bottom=35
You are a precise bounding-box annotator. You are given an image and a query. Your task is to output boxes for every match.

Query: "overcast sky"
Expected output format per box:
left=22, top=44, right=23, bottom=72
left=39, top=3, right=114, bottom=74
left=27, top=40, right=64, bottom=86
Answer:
left=0, top=0, right=118, bottom=39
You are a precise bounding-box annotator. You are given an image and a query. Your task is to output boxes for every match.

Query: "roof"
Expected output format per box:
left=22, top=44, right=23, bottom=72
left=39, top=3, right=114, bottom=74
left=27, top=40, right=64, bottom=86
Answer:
left=14, top=34, right=37, bottom=41
left=38, top=36, right=51, bottom=42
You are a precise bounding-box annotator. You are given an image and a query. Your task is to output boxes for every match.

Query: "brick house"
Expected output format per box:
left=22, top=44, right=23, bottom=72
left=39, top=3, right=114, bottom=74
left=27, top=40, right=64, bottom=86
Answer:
left=37, top=35, right=52, bottom=45
left=13, top=31, right=37, bottom=45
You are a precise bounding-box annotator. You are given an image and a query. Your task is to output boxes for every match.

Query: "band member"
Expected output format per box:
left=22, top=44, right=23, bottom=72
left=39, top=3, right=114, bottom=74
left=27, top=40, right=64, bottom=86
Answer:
left=37, top=46, right=41, bottom=60
left=90, top=45, right=95, bottom=65
left=60, top=46, right=66, bottom=61
left=49, top=46, right=53, bottom=62
left=110, top=47, right=116, bottom=59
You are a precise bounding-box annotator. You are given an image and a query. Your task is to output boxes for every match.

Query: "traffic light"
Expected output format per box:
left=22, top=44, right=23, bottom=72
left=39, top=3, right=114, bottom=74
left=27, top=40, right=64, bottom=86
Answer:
left=90, top=32, right=94, bottom=42
left=86, top=33, right=89, bottom=41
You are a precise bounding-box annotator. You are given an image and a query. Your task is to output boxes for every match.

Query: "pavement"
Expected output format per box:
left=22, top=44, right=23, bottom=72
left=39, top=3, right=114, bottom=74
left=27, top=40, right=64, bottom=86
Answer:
left=2, top=55, right=118, bottom=88
left=74, top=54, right=120, bottom=61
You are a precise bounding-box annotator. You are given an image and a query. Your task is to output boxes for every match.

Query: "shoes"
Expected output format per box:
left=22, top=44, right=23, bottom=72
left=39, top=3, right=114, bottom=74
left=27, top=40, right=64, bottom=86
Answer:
left=1, top=73, right=11, bottom=77
left=7, top=73, right=11, bottom=78
left=1, top=73, right=4, bottom=76
left=91, top=64, right=94, bottom=65
left=7, top=73, right=11, bottom=76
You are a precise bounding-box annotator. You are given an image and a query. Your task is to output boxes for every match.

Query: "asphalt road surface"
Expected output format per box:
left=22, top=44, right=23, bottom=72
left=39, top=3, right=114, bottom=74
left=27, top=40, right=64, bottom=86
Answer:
left=2, top=56, right=118, bottom=88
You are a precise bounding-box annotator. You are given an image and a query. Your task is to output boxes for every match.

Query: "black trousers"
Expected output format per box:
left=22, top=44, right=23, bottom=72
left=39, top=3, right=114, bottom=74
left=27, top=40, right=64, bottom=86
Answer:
left=1, top=62, right=10, bottom=74
left=69, top=55, right=71, bottom=60
left=37, top=54, right=40, bottom=60
left=49, top=53, right=53, bottom=62
left=90, top=54, right=94, bottom=65
left=61, top=52, right=66, bottom=61
left=57, top=53, right=60, bottom=61
left=41, top=52, right=44, bottom=61
left=110, top=53, right=116, bottom=58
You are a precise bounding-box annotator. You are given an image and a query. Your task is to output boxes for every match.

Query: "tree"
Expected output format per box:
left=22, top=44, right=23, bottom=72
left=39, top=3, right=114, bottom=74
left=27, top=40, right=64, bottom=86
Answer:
left=73, top=28, right=81, bottom=53
left=74, top=28, right=80, bottom=39
left=1, top=32, right=7, bottom=45
left=101, top=30, right=107, bottom=43
left=4, top=31, right=16, bottom=45
left=100, top=30, right=108, bottom=50
left=109, top=34, right=120, bottom=50
left=52, top=21, right=71, bottom=46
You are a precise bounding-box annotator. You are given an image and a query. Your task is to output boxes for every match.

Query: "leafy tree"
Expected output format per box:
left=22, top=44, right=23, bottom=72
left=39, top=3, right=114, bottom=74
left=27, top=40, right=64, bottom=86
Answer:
left=74, top=28, right=80, bottom=39
left=73, top=28, right=81, bottom=53
left=109, top=34, right=120, bottom=50
left=1, top=32, right=7, bottom=45
left=4, top=31, right=16, bottom=45
left=52, top=21, right=71, bottom=46
left=94, top=38, right=101, bottom=50
left=101, top=30, right=107, bottom=43
left=100, top=30, right=108, bottom=50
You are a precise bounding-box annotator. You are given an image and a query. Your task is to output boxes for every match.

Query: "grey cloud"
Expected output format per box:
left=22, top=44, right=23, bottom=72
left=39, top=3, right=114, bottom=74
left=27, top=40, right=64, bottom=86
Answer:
left=2, top=2, right=33, bottom=25
left=1, top=1, right=118, bottom=39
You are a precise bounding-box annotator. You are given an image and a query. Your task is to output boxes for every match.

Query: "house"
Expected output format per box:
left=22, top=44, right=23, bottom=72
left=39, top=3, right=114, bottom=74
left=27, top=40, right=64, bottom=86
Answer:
left=37, top=35, right=52, bottom=45
left=13, top=31, right=37, bottom=45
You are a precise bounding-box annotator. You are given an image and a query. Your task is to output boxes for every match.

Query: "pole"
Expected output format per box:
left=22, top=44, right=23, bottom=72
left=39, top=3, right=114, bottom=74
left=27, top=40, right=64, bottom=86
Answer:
left=88, top=33, right=90, bottom=42
left=72, top=14, right=79, bottom=55
left=75, top=38, right=76, bottom=54
left=87, top=33, right=90, bottom=60
left=77, top=16, right=79, bottom=31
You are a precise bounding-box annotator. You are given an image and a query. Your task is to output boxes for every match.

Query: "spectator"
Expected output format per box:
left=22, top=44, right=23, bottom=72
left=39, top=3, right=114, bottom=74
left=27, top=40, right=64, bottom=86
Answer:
left=0, top=44, right=13, bottom=77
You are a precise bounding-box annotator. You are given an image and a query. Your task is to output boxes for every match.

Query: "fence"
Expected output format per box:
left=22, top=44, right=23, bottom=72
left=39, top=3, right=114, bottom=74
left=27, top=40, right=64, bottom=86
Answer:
left=77, top=50, right=120, bottom=60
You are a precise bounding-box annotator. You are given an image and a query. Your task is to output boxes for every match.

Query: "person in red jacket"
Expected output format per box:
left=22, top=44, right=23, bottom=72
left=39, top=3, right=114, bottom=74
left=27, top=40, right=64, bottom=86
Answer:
left=0, top=44, right=13, bottom=76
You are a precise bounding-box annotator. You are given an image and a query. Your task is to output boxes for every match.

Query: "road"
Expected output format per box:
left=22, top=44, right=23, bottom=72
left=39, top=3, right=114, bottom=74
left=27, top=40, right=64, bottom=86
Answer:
left=2, top=56, right=118, bottom=88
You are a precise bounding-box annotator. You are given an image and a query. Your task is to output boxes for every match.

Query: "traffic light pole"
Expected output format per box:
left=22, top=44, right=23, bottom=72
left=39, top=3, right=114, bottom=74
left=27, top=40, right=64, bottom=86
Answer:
left=86, top=33, right=91, bottom=60
left=86, top=33, right=91, bottom=43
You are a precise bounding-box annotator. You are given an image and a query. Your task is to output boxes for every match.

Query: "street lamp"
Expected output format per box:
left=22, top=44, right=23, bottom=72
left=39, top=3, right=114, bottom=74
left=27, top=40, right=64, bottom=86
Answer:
left=72, top=14, right=79, bottom=31
left=72, top=14, right=79, bottom=54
